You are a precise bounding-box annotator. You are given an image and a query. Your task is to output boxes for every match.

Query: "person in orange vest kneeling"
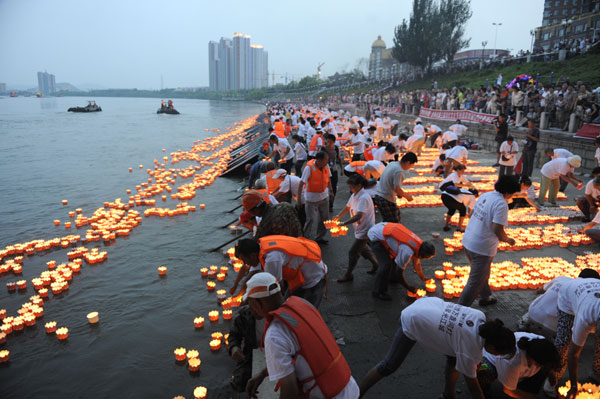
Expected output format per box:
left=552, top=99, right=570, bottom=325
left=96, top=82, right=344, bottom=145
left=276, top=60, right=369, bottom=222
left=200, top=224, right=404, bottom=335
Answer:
left=243, top=272, right=359, bottom=399
left=368, top=222, right=435, bottom=300
left=235, top=235, right=328, bottom=309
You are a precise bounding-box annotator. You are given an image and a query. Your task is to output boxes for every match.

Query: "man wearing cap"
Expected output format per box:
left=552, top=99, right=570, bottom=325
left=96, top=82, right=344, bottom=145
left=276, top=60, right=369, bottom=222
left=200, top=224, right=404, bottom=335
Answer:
left=243, top=272, right=359, bottom=399
left=241, top=190, right=301, bottom=240
left=348, top=123, right=365, bottom=161
left=259, top=141, right=271, bottom=161
left=537, top=156, right=583, bottom=207
left=235, top=237, right=328, bottom=308
left=270, top=169, right=302, bottom=204
left=298, top=151, right=334, bottom=245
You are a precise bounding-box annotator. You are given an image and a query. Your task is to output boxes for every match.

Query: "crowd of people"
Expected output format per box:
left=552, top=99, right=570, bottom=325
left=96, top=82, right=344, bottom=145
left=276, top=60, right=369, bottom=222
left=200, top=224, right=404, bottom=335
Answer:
left=225, top=104, right=600, bottom=399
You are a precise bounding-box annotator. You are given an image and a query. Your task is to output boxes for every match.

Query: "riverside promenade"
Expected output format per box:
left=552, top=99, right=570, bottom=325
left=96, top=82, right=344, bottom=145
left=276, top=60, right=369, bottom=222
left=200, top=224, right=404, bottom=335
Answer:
left=303, top=146, right=597, bottom=399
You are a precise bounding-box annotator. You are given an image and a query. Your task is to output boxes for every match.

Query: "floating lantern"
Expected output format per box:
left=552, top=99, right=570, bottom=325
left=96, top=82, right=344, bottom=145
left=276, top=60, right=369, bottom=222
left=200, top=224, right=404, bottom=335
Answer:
left=200, top=204, right=205, bottom=209
left=0, top=333, right=5, bottom=344
left=0, top=309, right=5, bottom=319
left=232, top=259, right=243, bottom=272
left=220, top=266, right=229, bottom=275
left=434, top=270, right=445, bottom=279
left=209, top=339, right=221, bottom=351
left=188, top=357, right=201, bottom=372
left=158, top=266, right=167, bottom=275
left=208, top=310, right=219, bottom=322
left=0, top=350, right=9, bottom=363
left=193, top=317, right=205, bottom=328
left=217, top=273, right=226, bottom=281
left=186, top=349, right=199, bottom=360
left=206, top=281, right=216, bottom=291
left=56, top=327, right=68, bottom=340
left=211, top=332, right=223, bottom=341
left=207, top=271, right=217, bottom=279
left=209, top=265, right=218, bottom=272
left=53, top=220, right=60, bottom=226
left=200, top=267, right=208, bottom=277
left=194, top=386, right=207, bottom=399
left=6, top=282, right=16, bottom=292
left=62, top=200, right=68, bottom=205
left=223, top=310, right=233, bottom=320
left=174, top=347, right=187, bottom=361
left=87, top=312, right=99, bottom=324
left=216, top=289, right=226, bottom=300
left=1, top=324, right=12, bottom=335
left=425, top=282, right=436, bottom=293
left=17, top=280, right=26, bottom=290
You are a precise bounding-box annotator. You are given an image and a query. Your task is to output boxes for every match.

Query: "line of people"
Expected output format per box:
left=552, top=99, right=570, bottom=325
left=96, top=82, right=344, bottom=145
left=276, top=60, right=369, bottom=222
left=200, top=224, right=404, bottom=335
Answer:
left=226, top=104, right=599, bottom=399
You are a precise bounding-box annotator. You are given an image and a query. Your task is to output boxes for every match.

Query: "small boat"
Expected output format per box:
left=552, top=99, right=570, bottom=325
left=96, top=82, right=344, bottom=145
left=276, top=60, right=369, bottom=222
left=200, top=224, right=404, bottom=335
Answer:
left=68, top=101, right=102, bottom=112
left=9, top=91, right=17, bottom=97
left=157, top=99, right=179, bottom=114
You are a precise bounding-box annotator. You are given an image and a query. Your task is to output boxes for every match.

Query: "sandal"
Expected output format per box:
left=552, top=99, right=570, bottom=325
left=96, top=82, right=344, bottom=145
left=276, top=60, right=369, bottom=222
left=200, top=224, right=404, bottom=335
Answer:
left=336, top=274, right=354, bottom=283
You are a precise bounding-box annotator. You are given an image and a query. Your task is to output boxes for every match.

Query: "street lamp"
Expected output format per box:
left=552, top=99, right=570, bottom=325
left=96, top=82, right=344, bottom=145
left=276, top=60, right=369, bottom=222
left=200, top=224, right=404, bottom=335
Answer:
left=492, top=22, right=502, bottom=57
left=481, top=40, right=488, bottom=61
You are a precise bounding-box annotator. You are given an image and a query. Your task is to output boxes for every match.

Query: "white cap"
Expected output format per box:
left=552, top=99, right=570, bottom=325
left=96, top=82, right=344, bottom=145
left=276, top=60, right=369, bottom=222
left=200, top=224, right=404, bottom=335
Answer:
left=349, top=123, right=359, bottom=130
left=243, top=272, right=281, bottom=301
left=415, top=117, right=422, bottom=123
left=273, top=169, right=287, bottom=179
left=567, top=155, right=581, bottom=168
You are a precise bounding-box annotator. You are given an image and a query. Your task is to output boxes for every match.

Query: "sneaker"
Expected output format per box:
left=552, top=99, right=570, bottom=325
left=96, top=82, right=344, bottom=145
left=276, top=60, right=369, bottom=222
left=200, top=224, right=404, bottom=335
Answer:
left=478, top=297, right=497, bottom=306
left=543, top=378, right=556, bottom=398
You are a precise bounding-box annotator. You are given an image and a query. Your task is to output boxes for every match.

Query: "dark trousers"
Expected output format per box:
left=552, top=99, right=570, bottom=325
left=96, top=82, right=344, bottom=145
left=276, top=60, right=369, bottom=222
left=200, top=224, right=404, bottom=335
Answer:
left=295, top=159, right=306, bottom=176
left=281, top=158, right=293, bottom=174
left=329, top=170, right=338, bottom=208
left=521, top=150, right=536, bottom=177
left=347, top=238, right=378, bottom=274
left=352, top=153, right=364, bottom=161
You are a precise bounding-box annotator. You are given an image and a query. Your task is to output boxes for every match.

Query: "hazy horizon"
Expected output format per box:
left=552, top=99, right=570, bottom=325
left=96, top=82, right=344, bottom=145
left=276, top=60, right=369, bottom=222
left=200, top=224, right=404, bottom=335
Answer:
left=0, top=0, right=544, bottom=90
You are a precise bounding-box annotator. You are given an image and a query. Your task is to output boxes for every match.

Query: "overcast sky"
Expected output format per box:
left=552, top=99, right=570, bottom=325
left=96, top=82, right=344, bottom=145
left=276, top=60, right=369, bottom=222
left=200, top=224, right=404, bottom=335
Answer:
left=0, top=0, right=544, bottom=90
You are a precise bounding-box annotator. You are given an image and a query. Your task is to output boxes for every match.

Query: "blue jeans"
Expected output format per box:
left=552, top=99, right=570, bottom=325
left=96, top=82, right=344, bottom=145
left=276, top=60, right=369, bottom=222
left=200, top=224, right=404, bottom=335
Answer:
left=376, top=319, right=417, bottom=376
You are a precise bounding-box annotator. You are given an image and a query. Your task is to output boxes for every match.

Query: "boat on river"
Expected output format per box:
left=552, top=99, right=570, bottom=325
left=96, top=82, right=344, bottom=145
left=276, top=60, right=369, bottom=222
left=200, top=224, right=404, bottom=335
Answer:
left=68, top=101, right=102, bottom=112
left=157, top=99, right=179, bottom=114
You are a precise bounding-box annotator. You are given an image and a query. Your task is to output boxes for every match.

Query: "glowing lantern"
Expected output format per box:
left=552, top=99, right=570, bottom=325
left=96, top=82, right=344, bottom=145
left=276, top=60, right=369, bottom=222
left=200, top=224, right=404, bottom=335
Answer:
left=208, top=310, right=219, bottom=322
left=62, top=200, right=68, bottom=205
left=87, top=312, right=99, bottom=324
left=158, top=266, right=167, bottom=275
left=194, top=317, right=205, bottom=328
left=188, top=357, right=201, bottom=372
left=194, top=386, right=207, bottom=399
left=434, top=270, right=445, bottom=279
left=0, top=350, right=9, bottom=363
left=56, top=327, right=69, bottom=340
left=200, top=267, right=208, bottom=277
left=217, top=273, right=226, bottom=281
left=207, top=281, right=216, bottom=291
left=209, top=339, right=221, bottom=351
left=174, top=347, right=187, bottom=361
left=186, top=349, right=199, bottom=360
left=223, top=310, right=233, bottom=320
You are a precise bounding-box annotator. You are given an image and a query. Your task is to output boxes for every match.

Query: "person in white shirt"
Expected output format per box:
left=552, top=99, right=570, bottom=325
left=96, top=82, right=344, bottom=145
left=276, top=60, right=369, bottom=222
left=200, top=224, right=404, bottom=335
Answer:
left=360, top=298, right=516, bottom=399
left=390, top=133, right=408, bottom=154
left=439, top=164, right=474, bottom=191
left=498, top=136, right=519, bottom=177
left=442, top=130, right=459, bottom=146
left=595, top=137, right=600, bottom=167
left=271, top=172, right=302, bottom=204
left=478, top=333, right=559, bottom=398
left=373, top=144, right=397, bottom=163
left=579, top=203, right=600, bottom=243
left=243, top=273, right=360, bottom=399
left=575, top=171, right=600, bottom=221
left=459, top=175, right=521, bottom=307
left=306, top=120, right=317, bottom=145
left=427, top=124, right=442, bottom=147
left=510, top=176, right=541, bottom=210
left=443, top=145, right=469, bottom=177
left=382, top=113, right=392, bottom=139
left=432, top=153, right=446, bottom=176
left=537, top=156, right=582, bottom=206
left=544, top=148, right=574, bottom=160
left=547, top=275, right=600, bottom=397
left=408, top=122, right=426, bottom=156
left=348, top=124, right=365, bottom=161
left=333, top=174, right=379, bottom=282
left=449, top=120, right=468, bottom=137
left=291, top=134, right=308, bottom=177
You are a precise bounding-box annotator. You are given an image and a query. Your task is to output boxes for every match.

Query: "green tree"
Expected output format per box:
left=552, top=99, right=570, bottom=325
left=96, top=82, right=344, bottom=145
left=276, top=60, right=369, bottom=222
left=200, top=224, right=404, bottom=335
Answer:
left=438, top=0, right=472, bottom=65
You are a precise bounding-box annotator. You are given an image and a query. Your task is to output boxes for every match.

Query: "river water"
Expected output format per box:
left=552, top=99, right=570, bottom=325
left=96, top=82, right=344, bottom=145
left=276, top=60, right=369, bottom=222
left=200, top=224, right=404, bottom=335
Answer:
left=0, top=97, right=265, bottom=399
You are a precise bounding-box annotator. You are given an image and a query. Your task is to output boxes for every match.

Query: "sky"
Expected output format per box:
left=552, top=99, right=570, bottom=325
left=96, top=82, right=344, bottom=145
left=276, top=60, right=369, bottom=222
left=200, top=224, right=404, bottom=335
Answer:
left=0, top=0, right=544, bottom=90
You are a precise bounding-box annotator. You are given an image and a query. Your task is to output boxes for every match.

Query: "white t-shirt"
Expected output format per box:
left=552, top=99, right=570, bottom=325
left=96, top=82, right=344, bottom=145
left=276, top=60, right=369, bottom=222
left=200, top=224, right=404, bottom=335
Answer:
left=445, top=146, right=468, bottom=164
left=585, top=179, right=600, bottom=199
left=442, top=131, right=458, bottom=144
left=347, top=188, right=375, bottom=239
left=263, top=250, right=327, bottom=290
left=367, top=222, right=415, bottom=269
left=350, top=133, right=365, bottom=154
left=428, top=124, right=442, bottom=134
left=376, top=162, right=405, bottom=203
left=440, top=172, right=469, bottom=189
left=499, top=141, right=519, bottom=167
left=401, top=297, right=485, bottom=378
left=276, top=139, right=294, bottom=161
left=443, top=189, right=477, bottom=210
left=363, top=160, right=385, bottom=177
left=432, top=158, right=444, bottom=172
left=390, top=136, right=406, bottom=153
left=449, top=123, right=468, bottom=136
left=528, top=276, right=572, bottom=331
left=483, top=332, right=544, bottom=391
left=301, top=163, right=331, bottom=203
left=462, top=191, right=509, bottom=256
left=406, top=135, right=423, bottom=151
left=413, top=124, right=425, bottom=137
left=265, top=319, right=360, bottom=399
left=373, top=147, right=395, bottom=162
left=279, top=175, right=302, bottom=199
left=540, top=158, right=574, bottom=180
left=595, top=147, right=600, bottom=166
left=557, top=278, right=600, bottom=346
left=294, top=142, right=308, bottom=161
left=552, top=149, right=574, bottom=159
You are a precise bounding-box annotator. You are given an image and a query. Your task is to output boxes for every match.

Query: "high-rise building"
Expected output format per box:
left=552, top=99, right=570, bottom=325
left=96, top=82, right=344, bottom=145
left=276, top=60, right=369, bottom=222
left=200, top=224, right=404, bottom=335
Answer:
left=0, top=83, right=6, bottom=93
left=208, top=33, right=268, bottom=91
left=37, top=71, right=56, bottom=95
left=534, top=0, right=599, bottom=50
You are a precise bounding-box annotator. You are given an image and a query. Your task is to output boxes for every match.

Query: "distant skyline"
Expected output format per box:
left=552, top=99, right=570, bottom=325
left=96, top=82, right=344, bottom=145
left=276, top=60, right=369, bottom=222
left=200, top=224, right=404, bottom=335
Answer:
left=0, top=0, right=544, bottom=90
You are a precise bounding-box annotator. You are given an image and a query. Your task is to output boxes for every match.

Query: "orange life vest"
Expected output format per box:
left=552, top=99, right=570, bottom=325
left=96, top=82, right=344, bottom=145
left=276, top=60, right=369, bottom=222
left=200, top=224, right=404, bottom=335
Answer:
left=285, top=124, right=292, bottom=136
left=258, top=235, right=322, bottom=292
left=266, top=296, right=352, bottom=398
left=253, top=189, right=271, bottom=204
left=309, top=133, right=323, bottom=152
left=349, top=161, right=366, bottom=176
left=363, top=145, right=378, bottom=161
left=305, top=159, right=330, bottom=194
left=381, top=223, right=422, bottom=259
left=273, top=121, right=286, bottom=138
left=265, top=170, right=283, bottom=194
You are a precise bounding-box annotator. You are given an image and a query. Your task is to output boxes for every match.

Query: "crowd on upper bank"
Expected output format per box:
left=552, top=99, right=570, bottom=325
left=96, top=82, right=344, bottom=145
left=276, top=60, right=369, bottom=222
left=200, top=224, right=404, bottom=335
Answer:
left=224, top=103, right=600, bottom=399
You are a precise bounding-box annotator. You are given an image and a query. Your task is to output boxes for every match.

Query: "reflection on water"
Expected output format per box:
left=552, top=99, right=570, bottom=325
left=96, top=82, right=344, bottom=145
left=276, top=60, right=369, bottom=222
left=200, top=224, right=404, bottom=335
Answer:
left=0, top=97, right=264, bottom=399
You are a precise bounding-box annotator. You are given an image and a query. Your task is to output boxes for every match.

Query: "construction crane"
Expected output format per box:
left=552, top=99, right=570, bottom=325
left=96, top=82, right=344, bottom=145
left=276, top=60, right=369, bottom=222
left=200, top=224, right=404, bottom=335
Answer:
left=317, top=62, right=325, bottom=79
